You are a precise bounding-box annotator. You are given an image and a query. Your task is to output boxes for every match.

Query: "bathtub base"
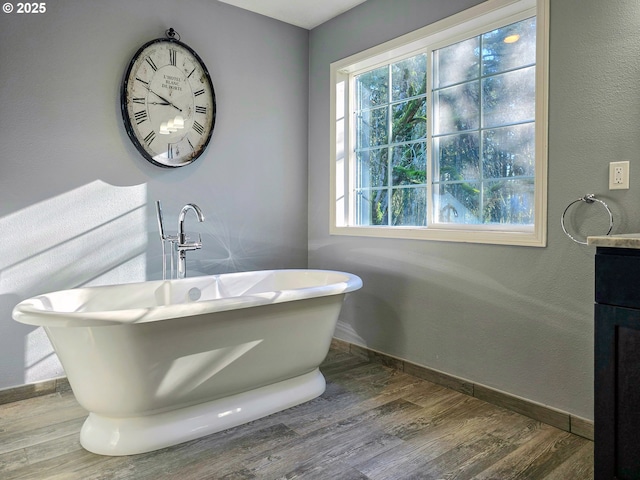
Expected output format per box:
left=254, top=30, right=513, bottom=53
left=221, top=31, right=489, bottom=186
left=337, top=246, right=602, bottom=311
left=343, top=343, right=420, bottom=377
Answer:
left=79, top=368, right=326, bottom=456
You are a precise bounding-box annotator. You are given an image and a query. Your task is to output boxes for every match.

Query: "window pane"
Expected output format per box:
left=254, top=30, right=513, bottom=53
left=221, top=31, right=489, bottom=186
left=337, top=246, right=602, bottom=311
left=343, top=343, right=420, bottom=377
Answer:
left=482, top=67, right=535, bottom=128
left=392, top=54, right=427, bottom=101
left=391, top=187, right=427, bottom=226
left=483, top=179, right=534, bottom=224
left=357, top=106, right=388, bottom=148
left=433, top=81, right=480, bottom=135
left=482, top=17, right=536, bottom=76
left=392, top=98, right=426, bottom=143
left=356, top=189, right=388, bottom=225
left=433, top=37, right=479, bottom=89
left=483, top=123, right=535, bottom=179
left=434, top=132, right=480, bottom=182
left=434, top=183, right=481, bottom=224
left=356, top=66, right=388, bottom=109
left=392, top=142, right=426, bottom=186
left=357, top=148, right=388, bottom=188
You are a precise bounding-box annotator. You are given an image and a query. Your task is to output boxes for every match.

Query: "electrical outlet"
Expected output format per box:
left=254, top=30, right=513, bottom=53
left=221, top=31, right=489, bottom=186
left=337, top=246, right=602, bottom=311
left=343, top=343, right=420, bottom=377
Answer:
left=609, top=161, right=630, bottom=190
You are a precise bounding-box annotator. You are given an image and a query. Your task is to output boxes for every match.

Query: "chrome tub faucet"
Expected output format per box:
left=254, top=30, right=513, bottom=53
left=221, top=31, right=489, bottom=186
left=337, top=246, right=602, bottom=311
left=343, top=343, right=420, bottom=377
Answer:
left=156, top=201, right=204, bottom=280
left=177, top=204, right=204, bottom=279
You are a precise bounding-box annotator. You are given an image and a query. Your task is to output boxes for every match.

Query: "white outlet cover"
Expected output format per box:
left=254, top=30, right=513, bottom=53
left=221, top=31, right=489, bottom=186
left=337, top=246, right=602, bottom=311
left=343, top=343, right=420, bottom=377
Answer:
left=609, top=161, right=630, bottom=190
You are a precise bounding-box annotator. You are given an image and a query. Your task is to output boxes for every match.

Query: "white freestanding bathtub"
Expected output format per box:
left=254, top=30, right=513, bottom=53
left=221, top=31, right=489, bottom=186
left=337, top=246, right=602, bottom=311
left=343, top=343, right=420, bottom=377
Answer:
left=13, top=269, right=362, bottom=456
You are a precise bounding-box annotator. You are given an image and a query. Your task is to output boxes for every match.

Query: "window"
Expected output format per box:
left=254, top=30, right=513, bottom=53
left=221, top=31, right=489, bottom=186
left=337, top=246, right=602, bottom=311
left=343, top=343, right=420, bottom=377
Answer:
left=331, top=0, right=548, bottom=246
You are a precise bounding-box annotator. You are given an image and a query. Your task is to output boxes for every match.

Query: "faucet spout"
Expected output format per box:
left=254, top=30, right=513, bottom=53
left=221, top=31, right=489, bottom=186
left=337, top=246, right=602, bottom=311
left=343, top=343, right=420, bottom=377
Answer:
left=178, top=204, right=205, bottom=244
left=177, top=203, right=205, bottom=279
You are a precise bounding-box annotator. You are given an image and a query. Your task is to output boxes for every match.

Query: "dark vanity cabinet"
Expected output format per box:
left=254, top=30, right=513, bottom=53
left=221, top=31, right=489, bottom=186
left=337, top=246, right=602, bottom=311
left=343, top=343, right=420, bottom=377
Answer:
left=595, top=247, right=640, bottom=479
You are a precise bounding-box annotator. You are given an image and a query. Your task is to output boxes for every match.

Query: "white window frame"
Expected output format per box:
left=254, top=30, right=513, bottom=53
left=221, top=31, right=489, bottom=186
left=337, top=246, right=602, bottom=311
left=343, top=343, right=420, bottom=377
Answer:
left=330, top=0, right=549, bottom=246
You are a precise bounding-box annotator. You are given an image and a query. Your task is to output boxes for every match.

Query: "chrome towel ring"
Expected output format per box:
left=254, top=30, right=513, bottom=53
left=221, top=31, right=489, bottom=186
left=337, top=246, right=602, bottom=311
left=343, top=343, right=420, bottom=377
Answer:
left=561, top=194, right=613, bottom=245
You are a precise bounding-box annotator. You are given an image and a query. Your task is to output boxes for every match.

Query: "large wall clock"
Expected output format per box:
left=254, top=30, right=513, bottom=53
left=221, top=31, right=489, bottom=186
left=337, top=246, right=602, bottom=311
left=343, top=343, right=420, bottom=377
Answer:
left=121, top=29, right=216, bottom=168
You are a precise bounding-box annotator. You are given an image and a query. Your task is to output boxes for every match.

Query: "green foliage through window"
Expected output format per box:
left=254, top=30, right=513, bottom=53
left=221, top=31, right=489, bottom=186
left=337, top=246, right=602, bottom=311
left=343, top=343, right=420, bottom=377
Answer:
left=353, top=16, right=536, bottom=228
left=355, top=54, right=427, bottom=226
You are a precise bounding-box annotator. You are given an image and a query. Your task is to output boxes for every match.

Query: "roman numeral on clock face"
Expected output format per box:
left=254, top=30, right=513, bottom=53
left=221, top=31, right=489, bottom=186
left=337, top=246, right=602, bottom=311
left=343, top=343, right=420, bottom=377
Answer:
left=194, top=89, right=205, bottom=97
left=143, top=130, right=156, bottom=146
left=132, top=97, right=145, bottom=104
left=145, top=57, right=158, bottom=71
left=134, top=110, right=148, bottom=125
left=192, top=121, right=205, bottom=135
left=169, top=49, right=177, bottom=66
left=195, top=106, right=206, bottom=114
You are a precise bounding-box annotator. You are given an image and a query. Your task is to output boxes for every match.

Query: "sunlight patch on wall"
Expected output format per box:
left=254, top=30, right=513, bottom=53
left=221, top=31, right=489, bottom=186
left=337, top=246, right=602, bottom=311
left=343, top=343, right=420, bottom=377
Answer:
left=0, top=180, right=149, bottom=384
left=0, top=180, right=148, bottom=295
left=24, top=328, right=57, bottom=383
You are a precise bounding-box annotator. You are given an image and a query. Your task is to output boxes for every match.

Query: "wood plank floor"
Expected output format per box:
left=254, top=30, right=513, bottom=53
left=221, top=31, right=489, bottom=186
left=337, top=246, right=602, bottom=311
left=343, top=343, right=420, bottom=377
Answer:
left=0, top=348, right=593, bottom=479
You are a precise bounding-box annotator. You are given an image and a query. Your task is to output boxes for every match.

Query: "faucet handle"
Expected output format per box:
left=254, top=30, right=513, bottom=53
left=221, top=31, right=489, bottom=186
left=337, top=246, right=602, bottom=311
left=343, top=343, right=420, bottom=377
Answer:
left=181, top=233, right=201, bottom=243
left=177, top=233, right=202, bottom=250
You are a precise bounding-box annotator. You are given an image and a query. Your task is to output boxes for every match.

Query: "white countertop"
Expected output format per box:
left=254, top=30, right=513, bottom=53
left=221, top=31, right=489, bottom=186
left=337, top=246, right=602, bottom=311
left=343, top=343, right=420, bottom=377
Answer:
left=587, top=233, right=640, bottom=249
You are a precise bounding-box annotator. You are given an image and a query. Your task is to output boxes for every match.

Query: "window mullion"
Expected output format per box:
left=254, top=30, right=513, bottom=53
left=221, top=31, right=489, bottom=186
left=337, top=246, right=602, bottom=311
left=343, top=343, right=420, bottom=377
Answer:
left=427, top=45, right=436, bottom=226
left=348, top=74, right=357, bottom=226
left=478, top=34, right=485, bottom=224
left=387, top=63, right=393, bottom=226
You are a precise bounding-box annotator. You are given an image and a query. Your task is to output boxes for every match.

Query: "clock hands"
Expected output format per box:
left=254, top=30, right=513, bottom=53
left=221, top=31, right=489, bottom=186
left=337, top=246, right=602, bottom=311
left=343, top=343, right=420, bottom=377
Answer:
left=141, top=85, right=183, bottom=112
left=151, top=90, right=182, bottom=112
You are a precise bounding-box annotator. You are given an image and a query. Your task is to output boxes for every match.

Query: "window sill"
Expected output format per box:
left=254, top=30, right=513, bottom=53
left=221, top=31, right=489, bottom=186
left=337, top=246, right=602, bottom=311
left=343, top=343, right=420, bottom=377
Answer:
left=330, top=225, right=546, bottom=247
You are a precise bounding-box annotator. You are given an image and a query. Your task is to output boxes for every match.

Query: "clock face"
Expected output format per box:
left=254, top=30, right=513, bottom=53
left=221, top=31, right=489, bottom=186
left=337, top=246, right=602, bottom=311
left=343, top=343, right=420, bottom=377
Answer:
left=121, top=38, right=216, bottom=168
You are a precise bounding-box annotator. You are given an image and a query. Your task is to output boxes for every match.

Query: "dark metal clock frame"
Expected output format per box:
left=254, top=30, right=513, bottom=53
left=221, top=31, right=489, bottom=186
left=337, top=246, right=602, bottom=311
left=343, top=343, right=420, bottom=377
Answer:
left=120, top=29, right=217, bottom=168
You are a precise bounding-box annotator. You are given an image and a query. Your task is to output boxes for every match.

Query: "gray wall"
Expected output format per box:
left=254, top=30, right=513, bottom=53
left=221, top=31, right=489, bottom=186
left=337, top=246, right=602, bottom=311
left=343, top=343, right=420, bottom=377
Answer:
left=309, top=0, right=640, bottom=421
left=3, top=0, right=638, bottom=422
left=0, top=1, right=309, bottom=389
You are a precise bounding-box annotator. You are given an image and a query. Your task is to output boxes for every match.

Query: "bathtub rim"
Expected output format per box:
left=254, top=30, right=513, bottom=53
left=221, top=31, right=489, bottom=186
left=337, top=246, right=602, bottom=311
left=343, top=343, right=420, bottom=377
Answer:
left=12, top=269, right=363, bottom=328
